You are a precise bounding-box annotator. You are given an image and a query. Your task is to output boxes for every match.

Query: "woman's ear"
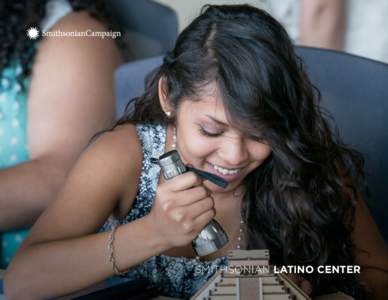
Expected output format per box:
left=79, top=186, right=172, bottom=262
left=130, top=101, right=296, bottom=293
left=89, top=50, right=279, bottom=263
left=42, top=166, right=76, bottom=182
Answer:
left=158, top=77, right=172, bottom=115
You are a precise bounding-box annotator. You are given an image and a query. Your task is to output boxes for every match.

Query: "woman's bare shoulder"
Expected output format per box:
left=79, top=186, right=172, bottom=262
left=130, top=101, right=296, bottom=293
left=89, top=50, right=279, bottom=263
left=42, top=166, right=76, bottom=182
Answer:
left=59, top=123, right=144, bottom=207
left=86, top=124, right=142, bottom=176
left=22, top=123, right=143, bottom=246
left=79, top=124, right=143, bottom=215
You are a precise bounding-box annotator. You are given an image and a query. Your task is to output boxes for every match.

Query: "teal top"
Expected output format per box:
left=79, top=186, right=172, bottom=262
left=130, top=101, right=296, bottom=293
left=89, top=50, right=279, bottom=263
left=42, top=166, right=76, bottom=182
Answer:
left=0, top=57, right=32, bottom=268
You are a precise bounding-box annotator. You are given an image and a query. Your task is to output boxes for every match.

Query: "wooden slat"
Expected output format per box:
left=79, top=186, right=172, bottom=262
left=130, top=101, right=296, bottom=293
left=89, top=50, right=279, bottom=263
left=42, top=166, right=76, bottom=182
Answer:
left=237, top=277, right=262, bottom=300
left=209, top=295, right=236, bottom=300
left=263, top=285, right=287, bottom=293
left=263, top=295, right=293, bottom=300
left=190, top=270, right=223, bottom=300
left=229, top=260, right=270, bottom=267
left=213, top=286, right=236, bottom=294
left=228, top=250, right=270, bottom=260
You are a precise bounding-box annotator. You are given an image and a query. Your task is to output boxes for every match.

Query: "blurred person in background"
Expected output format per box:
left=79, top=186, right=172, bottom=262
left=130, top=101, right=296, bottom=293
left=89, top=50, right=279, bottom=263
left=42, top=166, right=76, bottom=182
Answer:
left=263, top=0, right=388, bottom=63
left=0, top=0, right=122, bottom=268
left=298, top=0, right=345, bottom=50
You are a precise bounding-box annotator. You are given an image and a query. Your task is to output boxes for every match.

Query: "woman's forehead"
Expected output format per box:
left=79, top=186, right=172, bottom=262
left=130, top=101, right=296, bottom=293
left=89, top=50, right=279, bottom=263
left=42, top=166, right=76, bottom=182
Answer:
left=183, top=94, right=228, bottom=121
left=182, top=81, right=225, bottom=110
left=179, top=82, right=258, bottom=132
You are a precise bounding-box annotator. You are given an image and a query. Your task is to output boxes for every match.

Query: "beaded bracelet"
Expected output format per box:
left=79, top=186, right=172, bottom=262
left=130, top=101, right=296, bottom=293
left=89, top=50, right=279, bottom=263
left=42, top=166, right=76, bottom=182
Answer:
left=107, top=224, right=128, bottom=277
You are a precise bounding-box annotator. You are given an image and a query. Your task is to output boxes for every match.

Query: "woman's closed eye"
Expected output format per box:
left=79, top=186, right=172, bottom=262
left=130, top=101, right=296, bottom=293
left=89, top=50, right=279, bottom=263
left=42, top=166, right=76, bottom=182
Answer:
left=198, top=125, right=266, bottom=144
left=198, top=126, right=223, bottom=137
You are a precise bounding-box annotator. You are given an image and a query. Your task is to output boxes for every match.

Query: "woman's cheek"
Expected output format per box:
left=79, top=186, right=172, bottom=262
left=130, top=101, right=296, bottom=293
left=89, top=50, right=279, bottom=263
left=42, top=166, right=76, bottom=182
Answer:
left=250, top=142, right=272, bottom=161
left=187, top=135, right=216, bottom=157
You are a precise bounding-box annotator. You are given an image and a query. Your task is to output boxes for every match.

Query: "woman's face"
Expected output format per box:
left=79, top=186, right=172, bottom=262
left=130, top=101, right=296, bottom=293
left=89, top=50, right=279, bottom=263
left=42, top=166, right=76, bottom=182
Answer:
left=172, top=83, right=272, bottom=194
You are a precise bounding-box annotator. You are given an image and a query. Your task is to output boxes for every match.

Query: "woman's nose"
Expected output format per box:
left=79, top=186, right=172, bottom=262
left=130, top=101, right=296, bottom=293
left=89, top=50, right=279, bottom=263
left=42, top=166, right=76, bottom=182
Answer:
left=218, top=137, right=248, bottom=167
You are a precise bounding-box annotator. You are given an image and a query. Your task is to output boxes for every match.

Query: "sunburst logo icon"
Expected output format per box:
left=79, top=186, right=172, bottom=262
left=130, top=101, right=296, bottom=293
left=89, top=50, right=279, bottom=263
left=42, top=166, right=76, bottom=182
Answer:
left=26, top=27, right=40, bottom=40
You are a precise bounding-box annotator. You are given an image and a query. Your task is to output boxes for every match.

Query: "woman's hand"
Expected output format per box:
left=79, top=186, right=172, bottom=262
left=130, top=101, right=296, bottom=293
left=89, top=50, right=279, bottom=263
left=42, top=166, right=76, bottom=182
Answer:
left=286, top=274, right=313, bottom=296
left=147, top=171, right=215, bottom=248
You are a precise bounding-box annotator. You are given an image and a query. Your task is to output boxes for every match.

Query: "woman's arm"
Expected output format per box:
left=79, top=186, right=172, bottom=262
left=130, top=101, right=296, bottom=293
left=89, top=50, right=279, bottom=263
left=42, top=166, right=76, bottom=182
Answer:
left=299, top=0, right=345, bottom=50
left=3, top=125, right=170, bottom=300
left=351, top=196, right=388, bottom=300
left=0, top=11, right=122, bottom=230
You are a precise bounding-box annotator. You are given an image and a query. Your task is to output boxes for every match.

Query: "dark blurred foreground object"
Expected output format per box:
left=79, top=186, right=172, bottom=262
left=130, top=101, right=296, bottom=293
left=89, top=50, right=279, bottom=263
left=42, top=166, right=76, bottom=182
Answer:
left=108, top=0, right=178, bottom=60
left=114, top=47, right=388, bottom=242
left=54, top=278, right=158, bottom=300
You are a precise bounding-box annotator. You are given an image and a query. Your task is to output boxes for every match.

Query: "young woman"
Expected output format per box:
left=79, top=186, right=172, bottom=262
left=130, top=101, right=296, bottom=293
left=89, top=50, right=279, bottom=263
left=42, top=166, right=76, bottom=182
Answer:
left=4, top=4, right=388, bottom=300
left=0, top=0, right=122, bottom=267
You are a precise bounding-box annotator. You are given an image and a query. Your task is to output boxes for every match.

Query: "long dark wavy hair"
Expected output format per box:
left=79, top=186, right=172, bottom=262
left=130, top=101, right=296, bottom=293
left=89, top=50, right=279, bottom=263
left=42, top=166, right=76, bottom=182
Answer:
left=0, top=0, right=120, bottom=90
left=116, top=5, right=368, bottom=298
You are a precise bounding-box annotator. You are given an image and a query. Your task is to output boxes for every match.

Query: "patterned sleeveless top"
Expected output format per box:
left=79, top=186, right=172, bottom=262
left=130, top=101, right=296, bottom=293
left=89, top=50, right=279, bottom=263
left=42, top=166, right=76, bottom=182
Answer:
left=100, top=123, right=228, bottom=299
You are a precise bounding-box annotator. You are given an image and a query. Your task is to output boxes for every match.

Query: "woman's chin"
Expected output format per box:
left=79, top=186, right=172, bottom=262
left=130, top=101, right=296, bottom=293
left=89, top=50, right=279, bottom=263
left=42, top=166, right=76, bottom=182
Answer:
left=203, top=179, right=240, bottom=194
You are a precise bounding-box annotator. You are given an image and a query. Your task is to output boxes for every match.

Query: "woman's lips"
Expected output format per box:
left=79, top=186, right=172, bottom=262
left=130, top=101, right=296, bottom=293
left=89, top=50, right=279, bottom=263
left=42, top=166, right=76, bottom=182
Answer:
left=206, top=162, right=245, bottom=183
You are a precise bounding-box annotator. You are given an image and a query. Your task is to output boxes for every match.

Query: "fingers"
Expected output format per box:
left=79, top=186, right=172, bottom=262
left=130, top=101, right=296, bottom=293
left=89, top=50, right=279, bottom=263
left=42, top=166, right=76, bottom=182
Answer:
left=185, top=197, right=215, bottom=219
left=152, top=171, right=217, bottom=248
left=175, top=185, right=210, bottom=206
left=168, top=197, right=214, bottom=230
left=191, top=207, right=216, bottom=232
left=163, top=171, right=202, bottom=191
left=154, top=170, right=216, bottom=242
left=157, top=185, right=211, bottom=213
left=157, top=173, right=210, bottom=208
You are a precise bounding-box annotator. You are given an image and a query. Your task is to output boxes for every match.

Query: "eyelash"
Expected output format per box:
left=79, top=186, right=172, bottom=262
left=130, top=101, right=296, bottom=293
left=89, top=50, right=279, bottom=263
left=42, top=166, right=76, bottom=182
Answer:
left=199, top=127, right=223, bottom=137
left=199, top=126, right=266, bottom=143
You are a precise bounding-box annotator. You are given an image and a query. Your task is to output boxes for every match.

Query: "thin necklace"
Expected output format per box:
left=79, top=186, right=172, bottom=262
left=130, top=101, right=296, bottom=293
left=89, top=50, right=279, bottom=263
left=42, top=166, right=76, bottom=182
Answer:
left=236, top=218, right=244, bottom=249
left=234, top=189, right=245, bottom=250
left=172, top=126, right=177, bottom=150
left=172, top=126, right=245, bottom=251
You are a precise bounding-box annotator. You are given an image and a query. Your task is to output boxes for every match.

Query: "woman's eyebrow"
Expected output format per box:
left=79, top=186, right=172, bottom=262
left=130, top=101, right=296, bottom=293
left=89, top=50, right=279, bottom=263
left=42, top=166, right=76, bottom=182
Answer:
left=205, top=114, right=228, bottom=126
